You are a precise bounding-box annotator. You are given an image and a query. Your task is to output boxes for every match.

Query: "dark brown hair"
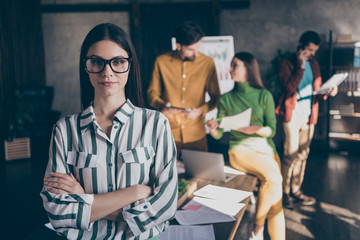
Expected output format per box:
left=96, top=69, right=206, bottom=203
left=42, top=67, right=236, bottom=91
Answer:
left=234, top=52, right=265, bottom=89
left=79, top=23, right=144, bottom=109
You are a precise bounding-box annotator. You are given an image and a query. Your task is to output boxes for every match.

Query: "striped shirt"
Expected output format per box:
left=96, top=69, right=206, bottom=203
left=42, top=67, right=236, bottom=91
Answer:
left=40, top=100, right=178, bottom=240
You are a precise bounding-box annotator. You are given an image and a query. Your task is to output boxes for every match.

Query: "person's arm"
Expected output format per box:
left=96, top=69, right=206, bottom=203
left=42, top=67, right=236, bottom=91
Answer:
left=147, top=58, right=166, bottom=111
left=199, top=61, right=221, bottom=115
left=207, top=98, right=226, bottom=140
left=260, top=91, right=276, bottom=138
left=43, top=172, right=151, bottom=223
left=278, top=54, right=305, bottom=95
left=237, top=125, right=272, bottom=137
left=237, top=91, right=276, bottom=138
left=40, top=122, right=94, bottom=232
left=121, top=114, right=178, bottom=236
left=40, top=122, right=151, bottom=233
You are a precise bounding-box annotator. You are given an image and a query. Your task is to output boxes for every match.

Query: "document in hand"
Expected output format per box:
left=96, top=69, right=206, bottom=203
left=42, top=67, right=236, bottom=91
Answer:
left=313, top=72, right=348, bottom=95
left=219, top=108, right=252, bottom=130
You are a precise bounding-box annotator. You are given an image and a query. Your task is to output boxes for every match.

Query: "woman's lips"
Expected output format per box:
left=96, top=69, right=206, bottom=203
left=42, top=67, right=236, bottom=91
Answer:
left=100, top=81, right=117, bottom=87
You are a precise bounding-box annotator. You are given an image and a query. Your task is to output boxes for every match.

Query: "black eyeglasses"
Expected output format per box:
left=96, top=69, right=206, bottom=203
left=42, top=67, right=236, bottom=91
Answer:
left=84, top=57, right=132, bottom=74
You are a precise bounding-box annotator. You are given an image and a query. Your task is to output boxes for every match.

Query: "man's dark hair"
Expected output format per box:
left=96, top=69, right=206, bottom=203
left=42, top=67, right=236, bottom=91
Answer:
left=298, top=30, right=321, bottom=48
left=174, top=22, right=204, bottom=46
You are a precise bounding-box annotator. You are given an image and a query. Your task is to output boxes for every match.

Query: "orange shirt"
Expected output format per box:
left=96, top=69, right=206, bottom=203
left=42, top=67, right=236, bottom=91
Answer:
left=147, top=51, right=220, bottom=143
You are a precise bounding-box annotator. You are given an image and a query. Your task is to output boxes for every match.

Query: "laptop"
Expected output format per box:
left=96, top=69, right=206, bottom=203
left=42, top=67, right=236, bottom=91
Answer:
left=181, top=149, right=239, bottom=182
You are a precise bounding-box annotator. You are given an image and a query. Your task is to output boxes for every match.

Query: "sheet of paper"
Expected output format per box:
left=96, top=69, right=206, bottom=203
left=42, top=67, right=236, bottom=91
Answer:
left=313, top=72, right=348, bottom=95
left=224, top=166, right=245, bottom=175
left=175, top=207, right=235, bottom=225
left=160, top=225, right=215, bottom=240
left=188, top=197, right=245, bottom=216
left=219, top=108, right=252, bottom=130
left=193, top=184, right=252, bottom=203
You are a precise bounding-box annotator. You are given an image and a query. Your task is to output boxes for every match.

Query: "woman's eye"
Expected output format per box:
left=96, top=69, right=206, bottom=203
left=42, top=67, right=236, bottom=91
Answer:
left=91, top=59, right=103, bottom=66
left=112, top=58, right=126, bottom=65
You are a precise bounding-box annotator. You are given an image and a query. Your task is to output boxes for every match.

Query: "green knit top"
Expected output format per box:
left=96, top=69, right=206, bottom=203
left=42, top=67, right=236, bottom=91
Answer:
left=212, top=81, right=277, bottom=153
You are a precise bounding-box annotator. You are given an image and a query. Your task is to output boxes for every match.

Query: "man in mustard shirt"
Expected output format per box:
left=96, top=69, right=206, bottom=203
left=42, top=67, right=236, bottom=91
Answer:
left=147, top=22, right=220, bottom=154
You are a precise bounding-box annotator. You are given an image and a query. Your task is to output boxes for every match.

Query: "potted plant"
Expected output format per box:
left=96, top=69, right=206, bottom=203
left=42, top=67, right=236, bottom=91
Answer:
left=265, top=49, right=292, bottom=105
left=0, top=89, right=34, bottom=160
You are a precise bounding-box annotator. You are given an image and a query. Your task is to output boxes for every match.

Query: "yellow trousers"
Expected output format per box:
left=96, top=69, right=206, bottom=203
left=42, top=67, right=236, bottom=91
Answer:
left=229, top=149, right=285, bottom=240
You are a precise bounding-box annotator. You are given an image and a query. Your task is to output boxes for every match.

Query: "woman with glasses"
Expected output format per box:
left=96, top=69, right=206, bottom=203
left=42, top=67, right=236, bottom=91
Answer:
left=41, top=23, right=177, bottom=240
left=207, top=52, right=285, bottom=240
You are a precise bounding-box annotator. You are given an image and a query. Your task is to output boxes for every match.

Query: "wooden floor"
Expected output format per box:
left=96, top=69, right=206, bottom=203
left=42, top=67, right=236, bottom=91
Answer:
left=1, top=149, right=359, bottom=239
left=234, top=150, right=360, bottom=240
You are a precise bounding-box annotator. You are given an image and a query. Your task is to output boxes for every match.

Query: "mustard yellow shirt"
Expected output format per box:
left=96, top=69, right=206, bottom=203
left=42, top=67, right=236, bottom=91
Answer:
left=147, top=51, right=220, bottom=143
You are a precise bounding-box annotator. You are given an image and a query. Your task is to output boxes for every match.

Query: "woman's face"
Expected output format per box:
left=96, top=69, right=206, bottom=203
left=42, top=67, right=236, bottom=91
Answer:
left=86, top=40, right=130, bottom=99
left=230, top=58, right=247, bottom=83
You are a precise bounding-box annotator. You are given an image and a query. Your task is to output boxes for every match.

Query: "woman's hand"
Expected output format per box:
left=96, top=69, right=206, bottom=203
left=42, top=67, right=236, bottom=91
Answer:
left=206, top=119, right=218, bottom=130
left=206, top=119, right=219, bottom=136
left=237, top=125, right=262, bottom=135
left=44, top=172, right=85, bottom=194
left=238, top=125, right=272, bottom=137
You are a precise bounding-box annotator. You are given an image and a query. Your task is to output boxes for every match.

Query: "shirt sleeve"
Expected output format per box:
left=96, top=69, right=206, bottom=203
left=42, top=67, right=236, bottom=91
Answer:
left=261, top=91, right=277, bottom=138
left=40, top=122, right=94, bottom=233
left=147, top=58, right=166, bottom=111
left=122, top=115, right=178, bottom=236
left=200, top=60, right=221, bottom=114
left=278, top=57, right=305, bottom=95
left=211, top=97, right=226, bottom=140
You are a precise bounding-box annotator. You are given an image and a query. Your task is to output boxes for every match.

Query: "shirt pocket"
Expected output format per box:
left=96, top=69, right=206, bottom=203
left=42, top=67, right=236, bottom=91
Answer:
left=118, top=146, right=155, bottom=184
left=67, top=151, right=98, bottom=169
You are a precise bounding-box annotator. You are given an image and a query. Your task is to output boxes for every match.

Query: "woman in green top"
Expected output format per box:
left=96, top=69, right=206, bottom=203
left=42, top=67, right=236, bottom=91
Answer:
left=207, top=52, right=285, bottom=240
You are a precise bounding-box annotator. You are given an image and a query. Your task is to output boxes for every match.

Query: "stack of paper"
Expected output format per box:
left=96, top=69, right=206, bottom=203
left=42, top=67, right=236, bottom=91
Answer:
left=175, top=184, right=252, bottom=225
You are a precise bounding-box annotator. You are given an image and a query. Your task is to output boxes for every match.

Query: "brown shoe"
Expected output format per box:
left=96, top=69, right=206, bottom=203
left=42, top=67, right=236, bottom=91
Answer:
left=291, top=190, right=316, bottom=206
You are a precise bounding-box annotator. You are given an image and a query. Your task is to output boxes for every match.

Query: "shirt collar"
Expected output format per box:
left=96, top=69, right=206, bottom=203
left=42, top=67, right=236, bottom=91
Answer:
left=79, top=104, right=95, bottom=131
left=79, top=99, right=135, bottom=132
left=113, top=99, right=135, bottom=125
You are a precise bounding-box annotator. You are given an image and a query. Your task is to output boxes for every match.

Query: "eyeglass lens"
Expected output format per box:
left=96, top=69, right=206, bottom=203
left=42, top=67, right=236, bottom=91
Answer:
left=85, top=58, right=130, bottom=73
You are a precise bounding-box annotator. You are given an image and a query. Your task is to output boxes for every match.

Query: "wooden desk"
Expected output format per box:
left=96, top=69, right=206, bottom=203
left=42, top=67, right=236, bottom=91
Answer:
left=177, top=174, right=258, bottom=240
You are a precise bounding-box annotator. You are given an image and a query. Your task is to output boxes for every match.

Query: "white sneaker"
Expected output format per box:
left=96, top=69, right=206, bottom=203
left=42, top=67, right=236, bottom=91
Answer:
left=249, top=231, right=264, bottom=240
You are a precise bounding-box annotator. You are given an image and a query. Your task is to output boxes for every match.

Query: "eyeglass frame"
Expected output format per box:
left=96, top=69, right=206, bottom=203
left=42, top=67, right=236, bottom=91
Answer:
left=83, top=57, right=132, bottom=74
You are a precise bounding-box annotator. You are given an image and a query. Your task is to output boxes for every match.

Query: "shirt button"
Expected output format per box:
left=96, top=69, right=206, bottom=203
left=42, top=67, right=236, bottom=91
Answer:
left=182, top=87, right=186, bottom=91
left=144, top=205, right=148, bottom=209
left=92, top=118, right=96, bottom=121
left=182, top=74, right=186, bottom=78
left=114, top=125, right=118, bottom=129
left=108, top=163, right=113, bottom=167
